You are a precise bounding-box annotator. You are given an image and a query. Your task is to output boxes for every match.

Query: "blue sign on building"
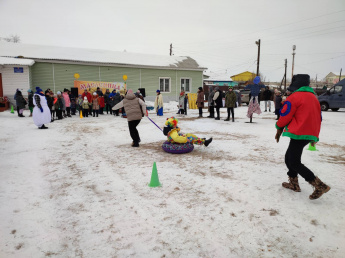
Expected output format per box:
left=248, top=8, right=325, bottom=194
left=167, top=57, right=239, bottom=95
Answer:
left=14, top=67, right=24, bottom=73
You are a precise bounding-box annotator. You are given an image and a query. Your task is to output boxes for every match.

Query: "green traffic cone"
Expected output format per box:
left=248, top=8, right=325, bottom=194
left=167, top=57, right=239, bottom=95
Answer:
left=148, top=162, right=162, bottom=187
left=10, top=105, right=14, bottom=114
left=307, top=143, right=318, bottom=151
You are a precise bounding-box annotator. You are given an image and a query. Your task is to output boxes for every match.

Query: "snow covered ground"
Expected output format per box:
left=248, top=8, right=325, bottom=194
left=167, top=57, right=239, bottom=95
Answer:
left=0, top=103, right=344, bottom=258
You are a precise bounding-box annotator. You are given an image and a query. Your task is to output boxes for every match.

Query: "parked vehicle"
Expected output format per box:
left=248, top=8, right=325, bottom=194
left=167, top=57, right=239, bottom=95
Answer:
left=240, top=90, right=251, bottom=105
left=318, top=78, right=345, bottom=111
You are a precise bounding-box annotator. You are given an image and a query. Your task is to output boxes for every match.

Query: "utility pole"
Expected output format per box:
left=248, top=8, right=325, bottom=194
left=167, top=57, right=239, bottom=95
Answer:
left=291, top=45, right=296, bottom=79
left=255, top=39, right=261, bottom=76
left=170, top=43, right=172, bottom=56
left=339, top=68, right=342, bottom=82
left=284, top=59, right=287, bottom=91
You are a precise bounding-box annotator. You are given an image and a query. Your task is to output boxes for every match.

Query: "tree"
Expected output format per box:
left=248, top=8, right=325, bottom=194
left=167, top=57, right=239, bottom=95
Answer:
left=0, top=34, right=21, bottom=43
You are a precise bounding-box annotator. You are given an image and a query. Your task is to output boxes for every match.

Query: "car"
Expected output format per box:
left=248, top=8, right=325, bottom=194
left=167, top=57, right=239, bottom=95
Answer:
left=318, top=79, right=345, bottom=111
left=239, top=90, right=251, bottom=105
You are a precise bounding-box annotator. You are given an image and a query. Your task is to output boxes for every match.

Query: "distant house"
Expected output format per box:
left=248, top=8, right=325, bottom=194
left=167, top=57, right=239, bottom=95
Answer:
left=325, top=72, right=345, bottom=85
left=0, top=42, right=206, bottom=103
left=230, top=71, right=256, bottom=82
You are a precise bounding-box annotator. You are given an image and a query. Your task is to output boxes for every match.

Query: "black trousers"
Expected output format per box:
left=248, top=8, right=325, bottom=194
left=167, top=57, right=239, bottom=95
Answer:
left=106, top=104, right=112, bottom=114
left=82, top=109, right=89, bottom=117
left=216, top=107, right=220, bottom=118
left=66, top=107, right=71, bottom=116
left=56, top=110, right=63, bottom=119
left=227, top=107, right=234, bottom=119
left=198, top=107, right=202, bottom=116
left=209, top=106, right=214, bottom=117
left=92, top=110, right=99, bottom=117
left=128, top=119, right=141, bottom=144
left=285, top=139, right=316, bottom=182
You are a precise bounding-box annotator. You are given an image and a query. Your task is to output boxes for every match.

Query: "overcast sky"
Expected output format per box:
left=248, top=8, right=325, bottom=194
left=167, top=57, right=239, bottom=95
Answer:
left=1, top=0, right=344, bottom=82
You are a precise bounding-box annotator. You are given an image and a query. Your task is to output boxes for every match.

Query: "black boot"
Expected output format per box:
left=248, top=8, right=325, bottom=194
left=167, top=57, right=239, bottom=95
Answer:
left=224, top=118, right=230, bottom=121
left=232, top=117, right=235, bottom=122
left=204, top=138, right=213, bottom=147
left=39, top=124, right=48, bottom=129
left=215, top=117, right=220, bottom=120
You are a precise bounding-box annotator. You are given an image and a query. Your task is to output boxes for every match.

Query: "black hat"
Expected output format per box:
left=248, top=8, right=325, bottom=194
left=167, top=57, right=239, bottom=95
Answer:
left=64, top=88, right=68, bottom=92
left=287, top=74, right=310, bottom=92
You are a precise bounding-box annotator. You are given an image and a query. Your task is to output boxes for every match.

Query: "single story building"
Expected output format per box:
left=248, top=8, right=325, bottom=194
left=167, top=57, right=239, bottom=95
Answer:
left=0, top=42, right=206, bottom=104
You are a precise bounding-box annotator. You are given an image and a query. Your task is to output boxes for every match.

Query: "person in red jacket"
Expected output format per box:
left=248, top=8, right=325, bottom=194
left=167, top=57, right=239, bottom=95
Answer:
left=275, top=74, right=330, bottom=200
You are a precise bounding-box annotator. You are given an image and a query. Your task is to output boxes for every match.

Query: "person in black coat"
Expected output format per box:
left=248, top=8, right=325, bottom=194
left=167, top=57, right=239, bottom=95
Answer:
left=45, top=90, right=54, bottom=122
left=263, top=86, right=272, bottom=112
left=212, top=87, right=223, bottom=120
left=27, top=89, right=34, bottom=117
left=274, top=91, right=283, bottom=120
left=16, top=91, right=27, bottom=117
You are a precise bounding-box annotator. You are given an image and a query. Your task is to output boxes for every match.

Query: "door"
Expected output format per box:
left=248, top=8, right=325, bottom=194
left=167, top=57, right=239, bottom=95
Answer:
left=328, top=85, right=344, bottom=108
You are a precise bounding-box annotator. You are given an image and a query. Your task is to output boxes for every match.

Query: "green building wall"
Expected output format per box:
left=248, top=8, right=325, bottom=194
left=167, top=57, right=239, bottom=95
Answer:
left=31, top=62, right=203, bottom=102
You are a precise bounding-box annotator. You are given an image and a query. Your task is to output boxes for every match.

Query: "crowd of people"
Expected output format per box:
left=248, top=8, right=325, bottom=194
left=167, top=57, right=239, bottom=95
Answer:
left=14, top=87, right=146, bottom=121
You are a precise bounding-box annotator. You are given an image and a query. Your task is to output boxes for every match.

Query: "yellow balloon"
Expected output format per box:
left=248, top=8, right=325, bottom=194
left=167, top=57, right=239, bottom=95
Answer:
left=74, top=73, right=80, bottom=79
left=123, top=75, right=127, bottom=81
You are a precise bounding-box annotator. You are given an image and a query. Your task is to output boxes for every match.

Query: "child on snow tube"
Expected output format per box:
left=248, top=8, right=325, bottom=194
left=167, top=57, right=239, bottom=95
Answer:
left=163, top=117, right=213, bottom=146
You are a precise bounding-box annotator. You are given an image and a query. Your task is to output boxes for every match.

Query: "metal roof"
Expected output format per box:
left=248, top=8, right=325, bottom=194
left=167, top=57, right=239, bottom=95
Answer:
left=0, top=56, right=35, bottom=66
left=0, top=42, right=206, bottom=70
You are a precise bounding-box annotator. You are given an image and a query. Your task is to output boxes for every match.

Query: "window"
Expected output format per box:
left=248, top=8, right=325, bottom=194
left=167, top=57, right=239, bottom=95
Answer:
left=181, top=78, right=191, bottom=92
left=330, top=86, right=342, bottom=94
left=159, top=78, right=170, bottom=92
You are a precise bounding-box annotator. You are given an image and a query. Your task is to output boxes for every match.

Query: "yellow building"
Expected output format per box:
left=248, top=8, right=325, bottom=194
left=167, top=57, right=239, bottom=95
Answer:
left=325, top=72, right=345, bottom=85
left=230, top=71, right=256, bottom=82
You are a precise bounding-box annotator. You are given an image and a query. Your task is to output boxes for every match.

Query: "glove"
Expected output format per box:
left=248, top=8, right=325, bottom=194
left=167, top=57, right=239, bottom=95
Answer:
left=275, top=129, right=283, bottom=143
left=40, top=107, right=43, bottom=113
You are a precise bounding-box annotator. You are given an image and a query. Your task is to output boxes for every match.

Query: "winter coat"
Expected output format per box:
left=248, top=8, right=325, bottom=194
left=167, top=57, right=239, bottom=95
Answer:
left=57, top=96, right=65, bottom=110
left=99, top=96, right=105, bottom=108
left=263, top=89, right=272, bottom=101
left=16, top=95, right=27, bottom=109
left=244, top=83, right=266, bottom=97
left=113, top=92, right=146, bottom=122
left=82, top=100, right=89, bottom=109
left=225, top=91, right=237, bottom=108
left=62, top=92, right=71, bottom=107
left=54, top=98, right=60, bottom=110
left=104, top=92, right=111, bottom=104
left=208, top=88, right=215, bottom=106
left=276, top=87, right=321, bottom=142
left=81, top=92, right=92, bottom=103
left=92, top=96, right=100, bottom=110
left=275, top=95, right=282, bottom=110
left=46, top=95, right=53, bottom=109
left=213, top=89, right=223, bottom=107
left=111, top=93, right=121, bottom=107
left=96, top=90, right=104, bottom=97
left=197, top=91, right=204, bottom=108
left=28, top=93, right=34, bottom=107
left=154, top=94, right=164, bottom=110
left=167, top=127, right=187, bottom=144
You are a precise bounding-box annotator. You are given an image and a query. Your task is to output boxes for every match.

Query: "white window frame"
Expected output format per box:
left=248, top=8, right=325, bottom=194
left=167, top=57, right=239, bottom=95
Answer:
left=159, top=77, right=171, bottom=93
left=180, top=77, right=192, bottom=92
